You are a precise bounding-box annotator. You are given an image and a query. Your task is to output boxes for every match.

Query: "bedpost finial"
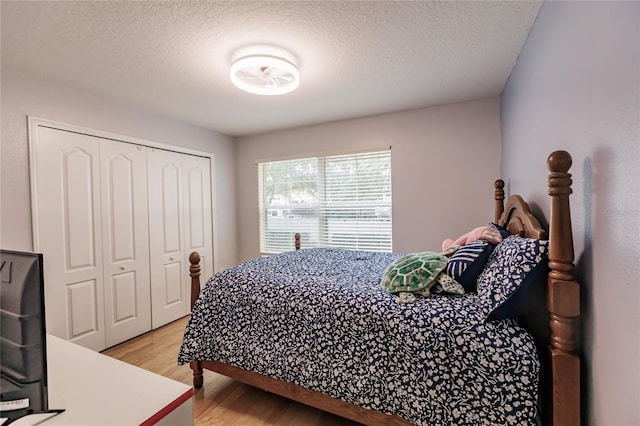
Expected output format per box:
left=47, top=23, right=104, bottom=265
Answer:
left=294, top=232, right=301, bottom=250
left=547, top=150, right=572, bottom=173
left=189, top=251, right=201, bottom=266
left=494, top=179, right=505, bottom=223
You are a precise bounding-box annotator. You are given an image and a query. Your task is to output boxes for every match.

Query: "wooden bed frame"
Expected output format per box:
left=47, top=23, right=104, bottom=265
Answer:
left=187, top=150, right=580, bottom=425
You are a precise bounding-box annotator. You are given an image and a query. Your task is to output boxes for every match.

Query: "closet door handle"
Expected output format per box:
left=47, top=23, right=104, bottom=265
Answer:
left=120, top=266, right=126, bottom=271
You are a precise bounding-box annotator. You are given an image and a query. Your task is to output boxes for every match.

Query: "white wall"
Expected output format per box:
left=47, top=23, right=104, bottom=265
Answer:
left=235, top=97, right=501, bottom=262
left=0, top=70, right=238, bottom=270
left=501, top=2, right=639, bottom=424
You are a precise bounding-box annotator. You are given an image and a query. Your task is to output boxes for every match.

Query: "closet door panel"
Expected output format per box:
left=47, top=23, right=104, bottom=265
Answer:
left=66, top=280, right=100, bottom=338
left=64, top=149, right=98, bottom=268
left=148, top=148, right=187, bottom=329
left=163, top=262, right=183, bottom=304
left=100, top=141, right=152, bottom=347
left=160, top=163, right=182, bottom=253
left=33, top=127, right=106, bottom=351
left=111, top=272, right=137, bottom=321
left=182, top=156, right=214, bottom=280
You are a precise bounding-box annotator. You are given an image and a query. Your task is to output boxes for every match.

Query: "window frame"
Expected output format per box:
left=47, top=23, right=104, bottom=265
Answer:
left=257, top=148, right=392, bottom=255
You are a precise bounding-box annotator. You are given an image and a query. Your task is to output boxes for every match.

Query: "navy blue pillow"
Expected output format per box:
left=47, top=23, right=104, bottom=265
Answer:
left=446, top=240, right=495, bottom=292
left=476, top=235, right=549, bottom=322
left=488, top=222, right=511, bottom=239
left=488, top=262, right=549, bottom=320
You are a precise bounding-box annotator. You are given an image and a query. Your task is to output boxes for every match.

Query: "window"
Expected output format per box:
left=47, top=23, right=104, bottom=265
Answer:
left=258, top=149, right=392, bottom=254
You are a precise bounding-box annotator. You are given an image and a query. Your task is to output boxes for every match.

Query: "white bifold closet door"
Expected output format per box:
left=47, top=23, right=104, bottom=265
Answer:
left=147, top=149, right=187, bottom=329
left=147, top=149, right=213, bottom=329
left=182, top=154, right=214, bottom=284
left=33, top=127, right=151, bottom=351
left=32, top=123, right=214, bottom=351
left=99, top=141, right=151, bottom=347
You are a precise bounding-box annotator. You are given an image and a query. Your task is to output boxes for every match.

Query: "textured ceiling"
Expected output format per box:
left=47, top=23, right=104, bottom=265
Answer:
left=1, top=1, right=542, bottom=137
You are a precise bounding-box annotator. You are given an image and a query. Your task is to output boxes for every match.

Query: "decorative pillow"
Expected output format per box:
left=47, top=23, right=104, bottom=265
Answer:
left=442, top=226, right=502, bottom=251
left=446, top=240, right=495, bottom=292
left=476, top=235, right=549, bottom=322
left=381, top=251, right=463, bottom=296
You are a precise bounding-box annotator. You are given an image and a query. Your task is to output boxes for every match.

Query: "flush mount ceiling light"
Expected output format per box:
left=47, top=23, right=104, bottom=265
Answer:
left=230, top=54, right=300, bottom=95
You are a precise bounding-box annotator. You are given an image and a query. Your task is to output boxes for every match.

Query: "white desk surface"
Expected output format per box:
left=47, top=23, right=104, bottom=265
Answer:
left=2, top=335, right=193, bottom=426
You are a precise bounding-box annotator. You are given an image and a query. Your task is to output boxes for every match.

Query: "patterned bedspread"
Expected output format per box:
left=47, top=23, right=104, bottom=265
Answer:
left=178, top=248, right=539, bottom=425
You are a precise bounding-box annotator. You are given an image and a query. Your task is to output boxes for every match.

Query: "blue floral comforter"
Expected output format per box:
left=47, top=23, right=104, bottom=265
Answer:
left=178, top=248, right=539, bottom=425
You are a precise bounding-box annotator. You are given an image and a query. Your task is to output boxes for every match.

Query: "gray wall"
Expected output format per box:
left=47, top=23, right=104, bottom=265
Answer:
left=501, top=2, right=639, bottom=424
left=0, top=70, right=238, bottom=270
left=235, top=97, right=501, bottom=262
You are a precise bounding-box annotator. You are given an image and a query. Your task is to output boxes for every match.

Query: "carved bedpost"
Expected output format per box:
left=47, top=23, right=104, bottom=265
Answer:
left=546, top=151, right=580, bottom=425
left=294, top=232, right=301, bottom=250
left=188, top=251, right=204, bottom=388
left=494, top=179, right=505, bottom=222
left=189, top=252, right=201, bottom=310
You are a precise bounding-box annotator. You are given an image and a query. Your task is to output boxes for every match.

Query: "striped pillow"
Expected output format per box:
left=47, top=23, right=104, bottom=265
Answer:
left=446, top=240, right=495, bottom=292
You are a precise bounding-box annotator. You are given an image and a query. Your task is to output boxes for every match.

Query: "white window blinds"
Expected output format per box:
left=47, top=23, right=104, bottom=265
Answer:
left=258, top=149, right=392, bottom=254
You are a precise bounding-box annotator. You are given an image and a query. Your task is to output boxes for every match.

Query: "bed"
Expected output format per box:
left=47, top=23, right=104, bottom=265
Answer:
left=178, top=150, right=580, bottom=425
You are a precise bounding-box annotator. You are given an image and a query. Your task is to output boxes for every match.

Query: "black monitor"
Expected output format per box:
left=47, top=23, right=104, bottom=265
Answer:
left=0, top=250, right=63, bottom=424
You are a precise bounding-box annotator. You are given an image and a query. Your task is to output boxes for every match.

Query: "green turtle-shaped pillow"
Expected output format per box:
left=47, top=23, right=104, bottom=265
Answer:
left=381, top=251, right=464, bottom=303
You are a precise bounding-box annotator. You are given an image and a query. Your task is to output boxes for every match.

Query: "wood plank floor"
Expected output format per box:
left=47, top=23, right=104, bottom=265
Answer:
left=102, top=316, right=362, bottom=425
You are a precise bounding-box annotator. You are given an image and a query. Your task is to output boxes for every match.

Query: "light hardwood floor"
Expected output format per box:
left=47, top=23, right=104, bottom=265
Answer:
left=102, top=316, right=362, bottom=425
